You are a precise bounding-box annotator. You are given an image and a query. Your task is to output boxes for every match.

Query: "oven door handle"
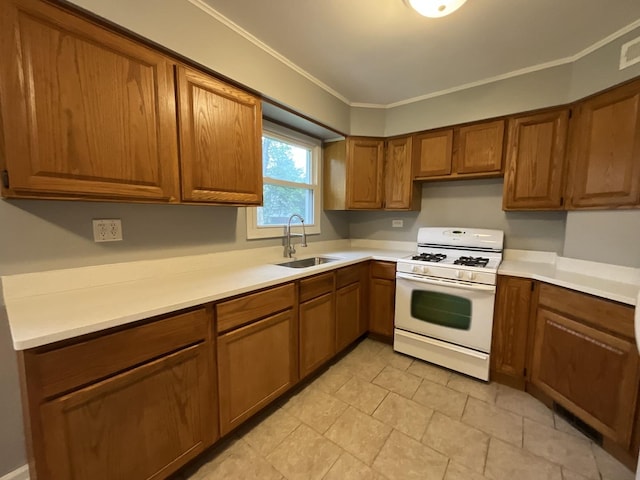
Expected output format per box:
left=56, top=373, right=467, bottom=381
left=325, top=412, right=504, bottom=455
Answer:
left=396, top=272, right=496, bottom=293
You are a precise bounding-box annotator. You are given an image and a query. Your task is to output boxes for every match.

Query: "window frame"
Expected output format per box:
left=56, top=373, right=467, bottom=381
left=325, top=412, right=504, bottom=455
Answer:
left=246, top=121, right=322, bottom=239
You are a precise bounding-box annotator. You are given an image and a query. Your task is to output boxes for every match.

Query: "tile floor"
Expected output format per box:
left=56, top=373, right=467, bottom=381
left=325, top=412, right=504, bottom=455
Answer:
left=174, top=338, right=635, bottom=480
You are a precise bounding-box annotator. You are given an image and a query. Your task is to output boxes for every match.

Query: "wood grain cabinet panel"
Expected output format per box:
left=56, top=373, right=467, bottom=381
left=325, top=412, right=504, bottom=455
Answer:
left=346, top=137, right=384, bottom=209
left=413, top=129, right=454, bottom=178
left=369, top=261, right=396, bottom=340
left=531, top=307, right=639, bottom=445
left=0, top=0, right=180, bottom=201
left=217, top=310, right=297, bottom=435
left=336, top=282, right=361, bottom=352
left=385, top=136, right=420, bottom=210
left=456, top=120, right=505, bottom=175
left=177, top=66, right=262, bottom=205
left=299, top=293, right=336, bottom=378
left=566, top=79, right=640, bottom=209
left=40, top=343, right=214, bottom=480
left=490, top=276, right=533, bottom=388
left=503, top=110, right=569, bottom=210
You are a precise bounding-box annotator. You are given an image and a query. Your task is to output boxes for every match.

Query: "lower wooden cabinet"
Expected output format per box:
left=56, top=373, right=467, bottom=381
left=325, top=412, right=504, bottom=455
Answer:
left=216, top=284, right=297, bottom=435
left=336, top=282, right=362, bottom=352
left=369, top=261, right=396, bottom=340
left=529, top=284, right=639, bottom=446
left=490, top=275, right=534, bottom=388
left=19, top=307, right=216, bottom=480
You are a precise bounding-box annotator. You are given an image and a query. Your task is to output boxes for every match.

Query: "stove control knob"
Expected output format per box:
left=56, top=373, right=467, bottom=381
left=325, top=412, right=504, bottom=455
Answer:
left=412, top=265, right=419, bottom=273
left=422, top=266, right=428, bottom=274
left=455, top=270, right=462, bottom=279
left=467, top=272, right=477, bottom=280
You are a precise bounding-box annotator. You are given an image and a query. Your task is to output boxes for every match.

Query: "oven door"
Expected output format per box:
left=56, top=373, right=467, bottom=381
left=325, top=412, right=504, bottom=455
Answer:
left=394, top=272, right=496, bottom=353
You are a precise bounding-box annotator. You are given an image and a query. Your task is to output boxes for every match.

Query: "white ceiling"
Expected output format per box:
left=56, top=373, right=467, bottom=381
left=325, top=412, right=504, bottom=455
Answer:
left=199, top=0, right=640, bottom=107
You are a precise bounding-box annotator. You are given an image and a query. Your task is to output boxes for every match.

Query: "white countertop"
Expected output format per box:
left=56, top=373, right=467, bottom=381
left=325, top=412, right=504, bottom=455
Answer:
left=2, top=240, right=638, bottom=350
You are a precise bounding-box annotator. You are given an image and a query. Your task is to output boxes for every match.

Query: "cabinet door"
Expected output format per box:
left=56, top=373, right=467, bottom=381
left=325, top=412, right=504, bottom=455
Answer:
left=456, top=120, right=505, bottom=175
left=490, top=276, right=533, bottom=388
left=503, top=110, right=569, bottom=210
left=336, top=283, right=361, bottom=352
left=385, top=136, right=419, bottom=210
left=300, top=293, right=336, bottom=378
left=566, top=80, right=640, bottom=209
left=217, top=310, right=296, bottom=434
left=346, top=137, right=384, bottom=209
left=0, top=0, right=180, bottom=201
left=531, top=308, right=640, bottom=445
left=412, top=129, right=454, bottom=178
left=369, top=278, right=396, bottom=339
left=177, top=66, right=263, bottom=205
left=40, top=343, right=214, bottom=480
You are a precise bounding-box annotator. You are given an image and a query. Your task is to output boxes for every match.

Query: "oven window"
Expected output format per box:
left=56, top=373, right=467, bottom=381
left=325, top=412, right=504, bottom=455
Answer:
left=410, top=291, right=471, bottom=330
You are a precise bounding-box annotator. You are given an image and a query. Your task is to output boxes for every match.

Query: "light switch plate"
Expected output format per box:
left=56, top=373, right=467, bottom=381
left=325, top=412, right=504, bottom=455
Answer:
left=93, top=219, right=123, bottom=242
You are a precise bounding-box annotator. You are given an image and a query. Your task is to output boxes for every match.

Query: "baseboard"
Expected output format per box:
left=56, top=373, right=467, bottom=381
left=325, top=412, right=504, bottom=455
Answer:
left=0, top=465, right=29, bottom=480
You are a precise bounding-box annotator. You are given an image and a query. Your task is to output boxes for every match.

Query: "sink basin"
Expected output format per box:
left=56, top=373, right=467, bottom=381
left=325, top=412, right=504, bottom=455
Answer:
left=276, top=256, right=340, bottom=268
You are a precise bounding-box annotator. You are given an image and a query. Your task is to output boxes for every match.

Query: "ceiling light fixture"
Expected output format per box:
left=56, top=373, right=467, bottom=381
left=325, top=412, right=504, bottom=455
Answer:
left=406, top=0, right=468, bottom=18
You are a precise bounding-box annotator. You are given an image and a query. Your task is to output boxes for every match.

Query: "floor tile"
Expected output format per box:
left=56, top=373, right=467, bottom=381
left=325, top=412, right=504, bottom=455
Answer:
left=445, top=461, right=490, bottom=480
left=523, top=418, right=599, bottom=480
left=372, top=365, right=422, bottom=398
left=412, top=379, right=468, bottom=419
left=266, top=424, right=343, bottom=480
left=242, top=408, right=301, bottom=456
left=334, top=375, right=388, bottom=415
left=462, top=397, right=523, bottom=447
left=373, top=429, right=448, bottom=480
left=422, top=411, right=489, bottom=473
left=377, top=344, right=413, bottom=371
left=591, top=443, right=635, bottom=480
left=495, top=385, right=554, bottom=427
left=312, top=362, right=353, bottom=394
left=406, top=359, right=451, bottom=385
left=485, top=438, right=563, bottom=480
left=561, top=468, right=591, bottom=480
left=323, top=452, right=386, bottom=480
left=447, top=374, right=498, bottom=403
left=553, top=413, right=585, bottom=438
left=340, top=348, right=387, bottom=382
left=372, top=391, right=433, bottom=440
left=281, top=385, right=348, bottom=433
left=325, top=406, right=392, bottom=464
left=190, top=438, right=283, bottom=480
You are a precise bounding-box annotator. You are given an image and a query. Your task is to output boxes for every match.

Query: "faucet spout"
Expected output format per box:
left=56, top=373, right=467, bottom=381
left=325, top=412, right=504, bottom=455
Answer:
left=284, top=214, right=307, bottom=258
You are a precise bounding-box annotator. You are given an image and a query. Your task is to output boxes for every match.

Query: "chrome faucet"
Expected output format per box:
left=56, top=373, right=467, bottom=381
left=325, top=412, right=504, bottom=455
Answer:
left=283, top=214, right=307, bottom=258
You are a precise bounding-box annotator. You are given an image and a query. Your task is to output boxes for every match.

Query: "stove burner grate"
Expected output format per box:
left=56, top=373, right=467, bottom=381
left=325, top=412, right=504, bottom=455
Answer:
left=411, top=253, right=447, bottom=263
left=453, top=256, right=489, bottom=267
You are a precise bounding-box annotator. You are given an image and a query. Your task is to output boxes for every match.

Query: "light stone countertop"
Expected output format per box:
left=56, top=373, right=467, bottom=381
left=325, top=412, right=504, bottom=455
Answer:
left=2, top=239, right=639, bottom=351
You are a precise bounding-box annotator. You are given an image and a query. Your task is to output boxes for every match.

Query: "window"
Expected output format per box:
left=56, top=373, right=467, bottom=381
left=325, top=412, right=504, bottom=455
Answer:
left=246, top=122, right=321, bottom=239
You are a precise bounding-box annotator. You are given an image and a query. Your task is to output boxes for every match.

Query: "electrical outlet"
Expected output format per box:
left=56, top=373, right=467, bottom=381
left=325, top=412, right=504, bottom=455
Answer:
left=93, top=219, right=123, bottom=242
left=392, top=219, right=404, bottom=228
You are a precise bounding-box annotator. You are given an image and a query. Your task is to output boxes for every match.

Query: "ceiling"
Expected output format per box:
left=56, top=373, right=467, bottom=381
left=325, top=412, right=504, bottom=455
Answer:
left=200, top=0, right=640, bottom=107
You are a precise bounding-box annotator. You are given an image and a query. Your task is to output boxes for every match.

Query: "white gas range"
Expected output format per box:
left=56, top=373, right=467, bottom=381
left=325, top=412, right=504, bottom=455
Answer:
left=393, top=227, right=504, bottom=381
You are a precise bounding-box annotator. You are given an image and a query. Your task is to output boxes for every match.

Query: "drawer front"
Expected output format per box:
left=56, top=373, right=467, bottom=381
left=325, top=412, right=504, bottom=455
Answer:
left=370, top=261, right=396, bottom=280
left=538, top=283, right=634, bottom=338
left=31, top=308, right=210, bottom=398
left=216, top=283, right=295, bottom=334
left=299, top=272, right=334, bottom=303
left=336, top=263, right=364, bottom=289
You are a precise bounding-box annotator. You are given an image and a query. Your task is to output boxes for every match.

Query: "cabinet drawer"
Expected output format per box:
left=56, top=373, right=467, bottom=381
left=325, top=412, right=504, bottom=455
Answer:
left=538, top=283, right=634, bottom=338
left=28, top=308, right=210, bottom=399
left=299, top=272, right=334, bottom=302
left=216, top=283, right=295, bottom=333
left=371, top=261, right=396, bottom=280
left=336, top=264, right=363, bottom=289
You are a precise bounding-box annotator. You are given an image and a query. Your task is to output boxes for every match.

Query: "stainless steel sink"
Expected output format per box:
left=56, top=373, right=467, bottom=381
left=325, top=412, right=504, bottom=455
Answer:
left=276, top=256, right=340, bottom=268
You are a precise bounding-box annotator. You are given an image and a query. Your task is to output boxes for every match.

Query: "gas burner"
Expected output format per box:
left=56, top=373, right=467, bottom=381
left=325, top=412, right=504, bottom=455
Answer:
left=411, top=253, right=447, bottom=263
left=454, top=256, right=490, bottom=267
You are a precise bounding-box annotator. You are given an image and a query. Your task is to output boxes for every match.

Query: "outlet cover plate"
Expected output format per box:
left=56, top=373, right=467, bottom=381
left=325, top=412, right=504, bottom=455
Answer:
left=93, top=219, right=123, bottom=242
left=392, top=219, right=404, bottom=228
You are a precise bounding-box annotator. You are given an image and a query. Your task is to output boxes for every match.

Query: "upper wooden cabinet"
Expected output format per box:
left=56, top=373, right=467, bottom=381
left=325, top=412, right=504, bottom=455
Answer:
left=346, top=137, right=385, bottom=209
left=413, top=129, right=454, bottom=178
left=0, top=0, right=180, bottom=202
left=412, top=120, right=505, bottom=181
left=176, top=66, right=263, bottom=205
left=566, top=79, right=640, bottom=209
left=503, top=109, right=569, bottom=210
left=385, top=136, right=420, bottom=210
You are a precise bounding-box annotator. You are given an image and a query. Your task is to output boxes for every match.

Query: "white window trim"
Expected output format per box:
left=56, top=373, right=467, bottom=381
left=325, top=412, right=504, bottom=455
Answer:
left=246, top=121, right=322, bottom=240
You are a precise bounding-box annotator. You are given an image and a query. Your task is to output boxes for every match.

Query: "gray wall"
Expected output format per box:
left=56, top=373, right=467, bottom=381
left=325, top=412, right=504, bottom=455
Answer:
left=349, top=179, right=567, bottom=254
